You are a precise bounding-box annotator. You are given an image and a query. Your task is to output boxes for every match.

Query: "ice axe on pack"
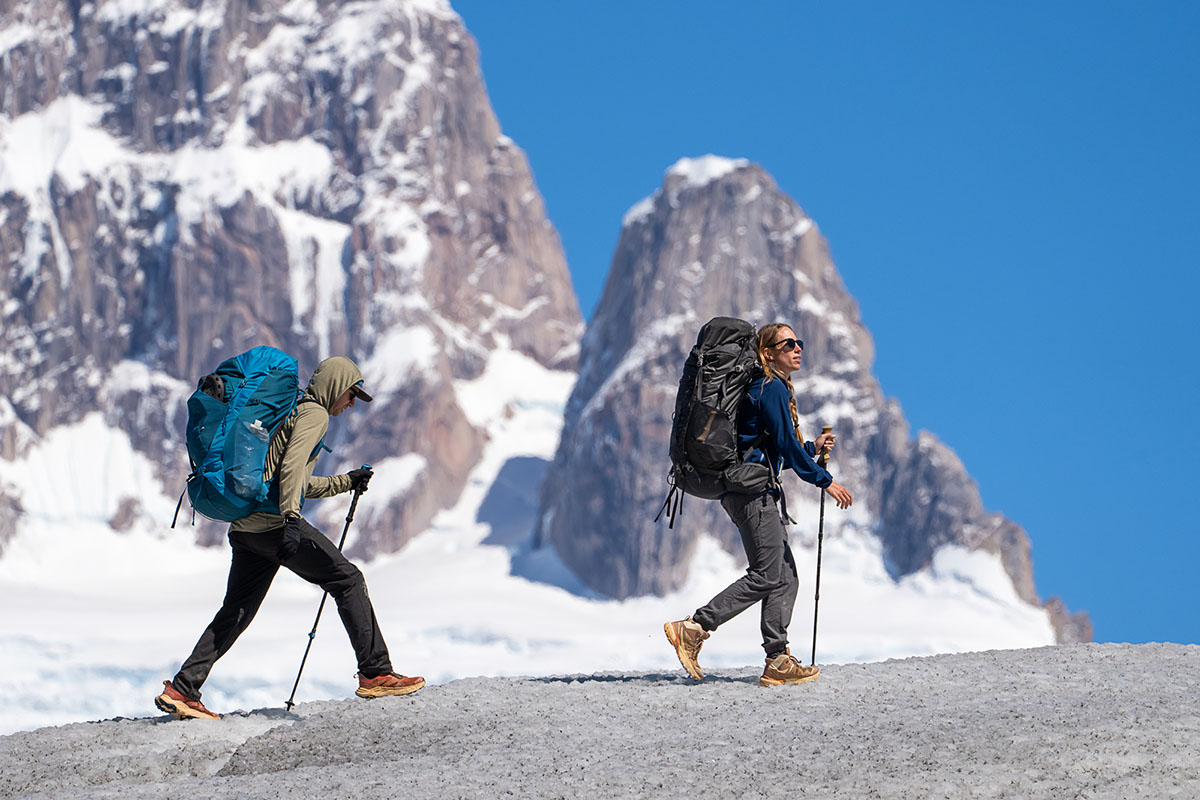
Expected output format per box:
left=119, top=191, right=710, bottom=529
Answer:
left=811, top=426, right=832, bottom=667
left=284, top=463, right=372, bottom=712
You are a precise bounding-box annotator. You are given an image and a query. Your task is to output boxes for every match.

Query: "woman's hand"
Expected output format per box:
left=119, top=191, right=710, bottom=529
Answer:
left=825, top=482, right=853, bottom=510
left=814, top=431, right=836, bottom=457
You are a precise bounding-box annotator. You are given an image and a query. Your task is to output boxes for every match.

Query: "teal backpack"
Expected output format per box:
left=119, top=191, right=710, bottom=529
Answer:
left=174, top=346, right=306, bottom=524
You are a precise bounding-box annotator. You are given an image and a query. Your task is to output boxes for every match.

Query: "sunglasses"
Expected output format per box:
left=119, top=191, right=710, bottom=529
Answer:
left=770, top=337, right=803, bottom=352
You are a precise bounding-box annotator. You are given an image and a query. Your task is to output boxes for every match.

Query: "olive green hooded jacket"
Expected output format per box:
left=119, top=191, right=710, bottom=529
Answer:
left=231, top=356, right=364, bottom=533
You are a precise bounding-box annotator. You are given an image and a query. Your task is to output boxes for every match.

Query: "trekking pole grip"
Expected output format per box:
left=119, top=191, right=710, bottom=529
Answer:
left=345, top=463, right=371, bottom=524
left=818, top=425, right=832, bottom=467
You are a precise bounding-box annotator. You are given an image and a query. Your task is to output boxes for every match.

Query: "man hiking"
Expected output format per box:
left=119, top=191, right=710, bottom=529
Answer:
left=156, top=356, right=423, bottom=721
left=665, top=323, right=853, bottom=687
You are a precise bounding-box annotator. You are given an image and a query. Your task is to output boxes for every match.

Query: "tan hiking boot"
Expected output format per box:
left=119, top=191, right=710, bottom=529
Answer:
left=355, top=672, right=426, bottom=698
left=760, top=651, right=820, bottom=686
left=154, top=680, right=221, bottom=721
left=664, top=618, right=710, bottom=680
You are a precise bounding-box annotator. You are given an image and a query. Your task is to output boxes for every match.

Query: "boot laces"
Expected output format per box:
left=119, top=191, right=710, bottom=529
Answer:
left=683, top=627, right=707, bottom=657
left=785, top=653, right=815, bottom=675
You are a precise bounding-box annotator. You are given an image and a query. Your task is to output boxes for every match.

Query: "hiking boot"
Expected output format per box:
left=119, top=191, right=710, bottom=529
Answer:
left=154, top=680, right=221, bottom=721
left=664, top=618, right=710, bottom=680
left=760, top=650, right=820, bottom=687
left=355, top=672, right=426, bottom=698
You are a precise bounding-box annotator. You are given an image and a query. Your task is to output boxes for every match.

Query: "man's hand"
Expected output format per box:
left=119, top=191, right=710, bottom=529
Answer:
left=825, top=482, right=853, bottom=510
left=276, top=515, right=303, bottom=561
left=347, top=467, right=374, bottom=493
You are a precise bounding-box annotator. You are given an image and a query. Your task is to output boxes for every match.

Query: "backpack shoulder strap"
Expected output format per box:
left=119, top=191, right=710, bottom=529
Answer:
left=295, top=397, right=333, bottom=459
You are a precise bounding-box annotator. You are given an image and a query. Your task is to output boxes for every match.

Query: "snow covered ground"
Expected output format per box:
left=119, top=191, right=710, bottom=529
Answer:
left=0, top=346, right=1054, bottom=736
left=2, top=643, right=1196, bottom=799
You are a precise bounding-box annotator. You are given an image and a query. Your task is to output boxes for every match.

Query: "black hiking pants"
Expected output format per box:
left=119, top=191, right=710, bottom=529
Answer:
left=692, top=492, right=799, bottom=658
left=173, top=517, right=392, bottom=700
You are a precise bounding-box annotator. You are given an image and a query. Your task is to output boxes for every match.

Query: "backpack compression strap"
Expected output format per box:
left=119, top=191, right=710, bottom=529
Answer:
left=654, top=470, right=685, bottom=529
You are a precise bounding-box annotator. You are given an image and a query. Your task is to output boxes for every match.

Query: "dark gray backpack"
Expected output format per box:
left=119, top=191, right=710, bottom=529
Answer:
left=657, top=317, right=774, bottom=526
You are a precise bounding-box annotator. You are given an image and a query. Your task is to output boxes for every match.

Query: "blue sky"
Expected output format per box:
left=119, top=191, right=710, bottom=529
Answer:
left=451, top=1, right=1199, bottom=646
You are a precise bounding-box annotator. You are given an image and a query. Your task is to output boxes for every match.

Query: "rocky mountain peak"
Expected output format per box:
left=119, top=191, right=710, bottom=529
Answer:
left=0, top=0, right=581, bottom=555
left=539, top=154, right=1088, bottom=642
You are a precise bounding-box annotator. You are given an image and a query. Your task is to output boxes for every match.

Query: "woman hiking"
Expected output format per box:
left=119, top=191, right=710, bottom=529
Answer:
left=664, top=323, right=853, bottom=686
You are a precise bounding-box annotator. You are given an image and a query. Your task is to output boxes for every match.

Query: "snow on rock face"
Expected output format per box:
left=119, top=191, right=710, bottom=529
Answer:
left=0, top=0, right=581, bottom=558
left=666, top=154, right=751, bottom=188
left=622, top=156, right=755, bottom=228
left=621, top=193, right=658, bottom=229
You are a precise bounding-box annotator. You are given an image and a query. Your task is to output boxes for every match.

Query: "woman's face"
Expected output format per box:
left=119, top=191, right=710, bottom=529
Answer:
left=763, top=326, right=803, bottom=376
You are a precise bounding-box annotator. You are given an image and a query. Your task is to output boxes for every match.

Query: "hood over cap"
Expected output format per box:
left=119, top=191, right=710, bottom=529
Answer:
left=304, top=356, right=370, bottom=411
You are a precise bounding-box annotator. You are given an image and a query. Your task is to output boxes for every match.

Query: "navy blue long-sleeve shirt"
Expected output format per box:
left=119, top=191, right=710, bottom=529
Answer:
left=738, top=375, right=833, bottom=488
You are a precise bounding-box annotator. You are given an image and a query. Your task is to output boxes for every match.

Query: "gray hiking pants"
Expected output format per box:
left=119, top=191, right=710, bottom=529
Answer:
left=692, top=492, right=799, bottom=657
left=173, top=517, right=392, bottom=700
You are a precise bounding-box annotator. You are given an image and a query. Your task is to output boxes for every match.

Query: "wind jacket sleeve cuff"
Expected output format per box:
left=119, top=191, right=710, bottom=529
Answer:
left=810, top=466, right=834, bottom=489
left=305, top=473, right=353, bottom=498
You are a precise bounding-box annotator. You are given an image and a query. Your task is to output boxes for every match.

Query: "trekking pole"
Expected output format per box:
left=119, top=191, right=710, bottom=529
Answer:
left=811, top=427, right=831, bottom=667
left=284, top=464, right=371, bottom=712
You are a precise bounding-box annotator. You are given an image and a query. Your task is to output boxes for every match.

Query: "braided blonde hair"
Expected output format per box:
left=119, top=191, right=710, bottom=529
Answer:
left=756, top=323, right=805, bottom=445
